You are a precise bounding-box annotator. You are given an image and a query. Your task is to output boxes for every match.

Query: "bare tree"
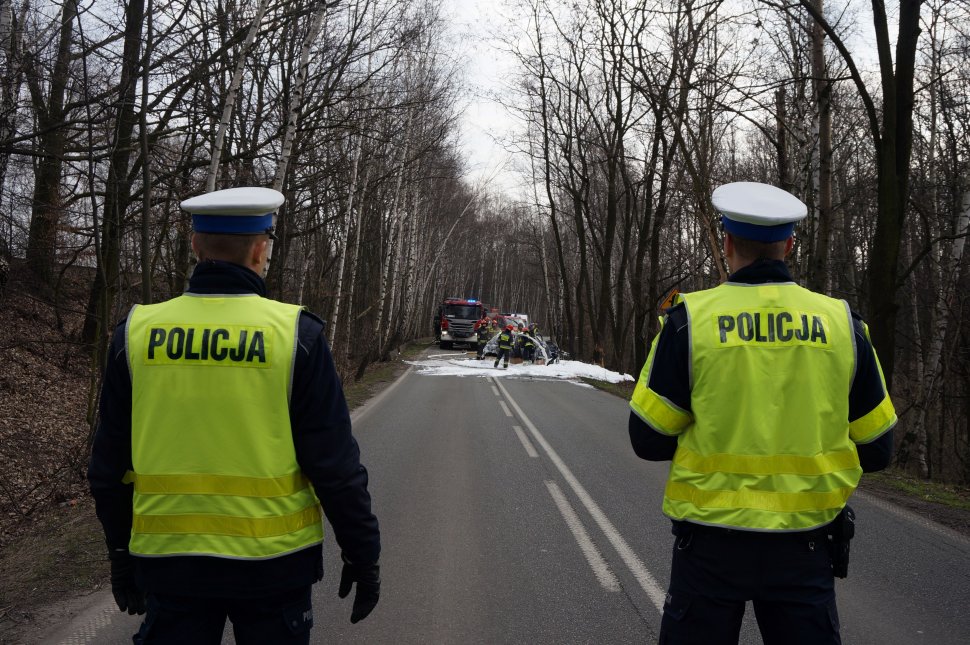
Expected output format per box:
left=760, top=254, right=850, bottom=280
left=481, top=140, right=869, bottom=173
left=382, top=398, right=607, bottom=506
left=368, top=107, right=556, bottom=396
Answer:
left=23, top=0, right=78, bottom=284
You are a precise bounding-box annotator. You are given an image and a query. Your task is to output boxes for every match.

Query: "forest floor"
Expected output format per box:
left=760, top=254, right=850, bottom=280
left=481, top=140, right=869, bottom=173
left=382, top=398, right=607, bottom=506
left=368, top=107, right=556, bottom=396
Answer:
left=1, top=263, right=969, bottom=642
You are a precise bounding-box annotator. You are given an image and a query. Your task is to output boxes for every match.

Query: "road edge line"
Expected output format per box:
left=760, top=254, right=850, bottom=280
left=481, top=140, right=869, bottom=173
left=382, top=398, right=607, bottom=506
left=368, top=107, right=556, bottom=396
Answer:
left=351, top=366, right=414, bottom=426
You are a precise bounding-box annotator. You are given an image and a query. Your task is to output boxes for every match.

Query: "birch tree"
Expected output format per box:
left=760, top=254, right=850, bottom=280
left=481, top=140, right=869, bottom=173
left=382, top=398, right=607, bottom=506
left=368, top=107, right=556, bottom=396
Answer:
left=206, top=0, right=273, bottom=192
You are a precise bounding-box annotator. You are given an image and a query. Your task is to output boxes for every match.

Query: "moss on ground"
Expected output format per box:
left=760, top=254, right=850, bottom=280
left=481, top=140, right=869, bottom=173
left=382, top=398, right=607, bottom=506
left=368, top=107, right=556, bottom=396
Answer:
left=864, top=470, right=970, bottom=512
left=579, top=377, right=635, bottom=400
left=342, top=339, right=432, bottom=411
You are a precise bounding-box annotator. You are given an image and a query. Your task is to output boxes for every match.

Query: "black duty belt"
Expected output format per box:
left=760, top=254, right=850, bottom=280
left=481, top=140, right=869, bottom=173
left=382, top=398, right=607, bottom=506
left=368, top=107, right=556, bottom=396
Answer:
left=671, top=520, right=834, bottom=540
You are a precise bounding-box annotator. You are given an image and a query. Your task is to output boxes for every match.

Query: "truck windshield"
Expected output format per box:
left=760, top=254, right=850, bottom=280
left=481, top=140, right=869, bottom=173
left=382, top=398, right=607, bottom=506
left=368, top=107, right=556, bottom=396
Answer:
left=443, top=304, right=480, bottom=319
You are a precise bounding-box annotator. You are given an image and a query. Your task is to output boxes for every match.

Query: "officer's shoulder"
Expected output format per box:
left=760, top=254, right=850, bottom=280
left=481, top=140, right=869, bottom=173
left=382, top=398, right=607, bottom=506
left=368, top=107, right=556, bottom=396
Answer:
left=848, top=309, right=870, bottom=336
left=663, top=302, right=689, bottom=331
left=113, top=306, right=138, bottom=332
left=298, top=309, right=328, bottom=336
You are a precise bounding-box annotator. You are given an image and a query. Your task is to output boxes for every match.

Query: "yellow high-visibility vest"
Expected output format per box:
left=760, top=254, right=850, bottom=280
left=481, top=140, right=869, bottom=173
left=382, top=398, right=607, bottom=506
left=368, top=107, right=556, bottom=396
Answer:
left=659, top=282, right=875, bottom=530
left=125, top=293, right=323, bottom=558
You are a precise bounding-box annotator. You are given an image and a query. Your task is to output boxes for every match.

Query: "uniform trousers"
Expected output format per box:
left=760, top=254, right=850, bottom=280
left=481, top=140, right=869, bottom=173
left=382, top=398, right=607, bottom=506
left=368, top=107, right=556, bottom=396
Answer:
left=494, top=347, right=511, bottom=367
left=660, top=524, right=840, bottom=645
left=133, top=586, right=312, bottom=645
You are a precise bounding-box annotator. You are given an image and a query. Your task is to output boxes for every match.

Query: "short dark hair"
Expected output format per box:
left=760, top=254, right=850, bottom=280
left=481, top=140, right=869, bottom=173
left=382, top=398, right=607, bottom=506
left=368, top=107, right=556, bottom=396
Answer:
left=193, top=232, right=266, bottom=265
left=729, top=233, right=788, bottom=261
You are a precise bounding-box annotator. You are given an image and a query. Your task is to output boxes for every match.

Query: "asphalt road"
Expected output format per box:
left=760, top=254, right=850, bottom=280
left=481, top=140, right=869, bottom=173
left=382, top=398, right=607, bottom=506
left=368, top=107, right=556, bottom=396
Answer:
left=40, top=349, right=970, bottom=644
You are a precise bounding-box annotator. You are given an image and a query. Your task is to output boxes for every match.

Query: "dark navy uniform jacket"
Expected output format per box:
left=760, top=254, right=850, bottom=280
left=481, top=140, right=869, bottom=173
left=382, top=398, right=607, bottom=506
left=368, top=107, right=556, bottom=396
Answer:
left=629, top=259, right=894, bottom=471
left=88, top=261, right=380, bottom=598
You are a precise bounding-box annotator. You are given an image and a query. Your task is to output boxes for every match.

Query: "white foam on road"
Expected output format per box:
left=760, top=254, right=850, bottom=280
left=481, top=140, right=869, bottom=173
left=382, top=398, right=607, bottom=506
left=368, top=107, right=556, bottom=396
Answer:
left=407, top=357, right=633, bottom=383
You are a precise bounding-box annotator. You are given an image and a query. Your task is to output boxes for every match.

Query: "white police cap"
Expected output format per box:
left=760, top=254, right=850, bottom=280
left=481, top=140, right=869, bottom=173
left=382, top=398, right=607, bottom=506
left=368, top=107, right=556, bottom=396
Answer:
left=181, top=187, right=284, bottom=235
left=712, top=182, right=807, bottom=242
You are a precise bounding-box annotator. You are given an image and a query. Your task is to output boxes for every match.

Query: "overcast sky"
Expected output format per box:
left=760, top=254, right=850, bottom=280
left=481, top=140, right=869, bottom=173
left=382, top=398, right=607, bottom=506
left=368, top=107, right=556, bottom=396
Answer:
left=436, top=0, right=895, bottom=198
left=442, top=0, right=523, bottom=196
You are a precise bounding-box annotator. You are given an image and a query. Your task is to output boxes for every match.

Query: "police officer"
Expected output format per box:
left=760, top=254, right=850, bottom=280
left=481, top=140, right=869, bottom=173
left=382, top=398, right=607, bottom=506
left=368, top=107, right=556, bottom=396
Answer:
left=88, top=187, right=381, bottom=644
left=628, top=182, right=896, bottom=645
left=494, top=324, right=514, bottom=369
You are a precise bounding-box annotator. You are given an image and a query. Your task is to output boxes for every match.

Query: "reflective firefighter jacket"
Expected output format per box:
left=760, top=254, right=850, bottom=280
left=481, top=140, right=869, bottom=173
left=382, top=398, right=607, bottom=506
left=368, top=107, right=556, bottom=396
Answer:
left=498, top=331, right=514, bottom=350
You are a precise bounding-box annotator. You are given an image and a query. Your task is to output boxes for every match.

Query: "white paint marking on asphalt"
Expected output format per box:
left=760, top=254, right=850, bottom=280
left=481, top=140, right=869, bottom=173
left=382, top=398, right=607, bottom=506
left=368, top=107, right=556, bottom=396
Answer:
left=495, top=378, right=667, bottom=612
left=491, top=386, right=501, bottom=397
left=512, top=425, right=539, bottom=458
left=499, top=401, right=512, bottom=417
left=545, top=480, right=620, bottom=592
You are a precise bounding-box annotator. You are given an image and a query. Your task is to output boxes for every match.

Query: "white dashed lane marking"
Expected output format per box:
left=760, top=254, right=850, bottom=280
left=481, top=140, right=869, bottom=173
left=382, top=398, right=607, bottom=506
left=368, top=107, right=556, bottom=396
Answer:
left=495, top=378, right=667, bottom=612
left=512, top=425, right=538, bottom=458
left=545, top=480, right=620, bottom=591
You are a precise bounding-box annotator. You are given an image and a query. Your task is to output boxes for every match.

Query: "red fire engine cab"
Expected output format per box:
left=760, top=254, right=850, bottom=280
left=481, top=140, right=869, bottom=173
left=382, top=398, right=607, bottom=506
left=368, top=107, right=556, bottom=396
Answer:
left=434, top=297, right=486, bottom=350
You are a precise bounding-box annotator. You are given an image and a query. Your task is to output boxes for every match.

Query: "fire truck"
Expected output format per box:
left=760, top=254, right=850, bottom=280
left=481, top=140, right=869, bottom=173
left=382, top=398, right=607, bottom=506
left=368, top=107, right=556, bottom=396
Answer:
left=435, top=297, right=486, bottom=350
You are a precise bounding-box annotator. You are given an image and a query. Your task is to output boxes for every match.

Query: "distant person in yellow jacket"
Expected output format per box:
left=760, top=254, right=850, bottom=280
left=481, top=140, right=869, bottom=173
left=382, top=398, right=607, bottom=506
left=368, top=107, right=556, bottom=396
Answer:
left=628, top=182, right=896, bottom=645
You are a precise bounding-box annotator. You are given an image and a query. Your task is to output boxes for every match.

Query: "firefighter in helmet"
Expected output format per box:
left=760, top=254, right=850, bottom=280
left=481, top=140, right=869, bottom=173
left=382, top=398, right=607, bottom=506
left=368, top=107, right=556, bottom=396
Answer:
left=494, top=325, right=515, bottom=369
left=475, top=316, right=491, bottom=359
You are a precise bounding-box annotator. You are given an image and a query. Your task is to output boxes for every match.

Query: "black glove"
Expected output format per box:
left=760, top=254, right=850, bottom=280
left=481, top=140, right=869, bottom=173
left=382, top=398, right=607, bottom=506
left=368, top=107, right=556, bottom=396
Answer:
left=107, top=548, right=147, bottom=615
left=337, top=556, right=380, bottom=624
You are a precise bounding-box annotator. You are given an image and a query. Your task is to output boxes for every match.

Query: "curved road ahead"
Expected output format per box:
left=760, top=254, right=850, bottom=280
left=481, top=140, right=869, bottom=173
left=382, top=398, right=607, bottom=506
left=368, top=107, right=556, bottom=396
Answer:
left=41, top=349, right=970, bottom=644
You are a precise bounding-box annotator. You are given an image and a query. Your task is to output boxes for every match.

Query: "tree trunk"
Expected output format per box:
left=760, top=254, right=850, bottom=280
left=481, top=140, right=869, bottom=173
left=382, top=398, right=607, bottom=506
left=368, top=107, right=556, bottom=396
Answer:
left=24, top=0, right=77, bottom=285
left=140, top=0, right=154, bottom=304
left=372, top=113, right=412, bottom=357
left=798, top=0, right=924, bottom=389
left=341, top=161, right=373, bottom=364
left=266, top=1, right=328, bottom=274
left=206, top=0, right=272, bottom=192
left=807, top=0, right=832, bottom=292
left=81, top=0, right=145, bottom=365
left=0, top=0, right=25, bottom=213
left=329, top=135, right=364, bottom=354
left=910, top=188, right=970, bottom=478
left=775, top=87, right=790, bottom=192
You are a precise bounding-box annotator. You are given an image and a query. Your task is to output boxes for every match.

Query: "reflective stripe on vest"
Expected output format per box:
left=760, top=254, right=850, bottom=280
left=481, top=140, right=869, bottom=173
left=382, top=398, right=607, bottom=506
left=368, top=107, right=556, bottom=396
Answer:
left=665, top=282, right=860, bottom=531
left=125, top=294, right=323, bottom=558
left=630, top=316, right=694, bottom=435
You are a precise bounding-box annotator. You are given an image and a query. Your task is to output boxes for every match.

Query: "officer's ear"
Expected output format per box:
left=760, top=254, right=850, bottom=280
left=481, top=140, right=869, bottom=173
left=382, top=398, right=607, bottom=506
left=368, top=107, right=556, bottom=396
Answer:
left=250, top=236, right=269, bottom=270
left=784, top=235, right=794, bottom=258
left=190, top=233, right=204, bottom=261
left=723, top=232, right=736, bottom=260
